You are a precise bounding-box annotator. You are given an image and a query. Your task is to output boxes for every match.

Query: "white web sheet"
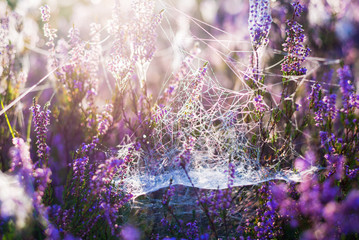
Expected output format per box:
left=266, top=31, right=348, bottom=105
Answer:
left=110, top=0, right=325, bottom=197
left=117, top=63, right=316, bottom=197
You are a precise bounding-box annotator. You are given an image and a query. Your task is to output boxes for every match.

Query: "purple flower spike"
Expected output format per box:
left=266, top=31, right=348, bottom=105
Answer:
left=254, top=95, right=266, bottom=113
left=248, top=0, right=272, bottom=50
left=39, top=5, right=51, bottom=22
left=97, top=104, right=114, bottom=136
left=281, top=1, right=310, bottom=76
left=337, top=66, right=358, bottom=113
left=30, top=102, right=51, bottom=165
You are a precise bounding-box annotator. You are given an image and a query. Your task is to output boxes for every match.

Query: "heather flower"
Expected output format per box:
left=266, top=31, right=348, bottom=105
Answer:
left=273, top=155, right=359, bottom=240
left=91, top=158, right=124, bottom=192
left=43, top=23, right=57, bottom=43
left=248, top=0, right=272, bottom=50
left=190, top=64, right=207, bottom=102
left=322, top=201, right=339, bottom=224
left=178, top=63, right=207, bottom=117
left=281, top=2, right=310, bottom=75
left=9, top=138, right=34, bottom=191
left=72, top=157, right=88, bottom=181
left=176, top=136, right=196, bottom=168
left=257, top=184, right=282, bottom=238
left=0, top=16, right=9, bottom=52
left=186, top=221, right=199, bottom=239
left=153, top=104, right=168, bottom=124
left=321, top=179, right=338, bottom=203
left=337, top=65, right=353, bottom=96
left=54, top=26, right=101, bottom=119
left=30, top=102, right=51, bottom=165
left=162, top=182, right=175, bottom=205
left=325, top=154, right=345, bottom=180
left=323, top=69, right=334, bottom=85
left=300, top=189, right=359, bottom=239
left=346, top=165, right=359, bottom=179
left=39, top=5, right=51, bottom=22
left=108, top=0, right=163, bottom=90
left=131, top=0, right=163, bottom=65
left=318, top=132, right=335, bottom=152
left=323, top=94, right=337, bottom=120
left=292, top=1, right=304, bottom=17
left=309, top=82, right=320, bottom=104
left=68, top=26, right=81, bottom=47
left=60, top=150, right=132, bottom=238
left=33, top=167, right=52, bottom=201
left=240, top=183, right=282, bottom=239
left=254, top=94, right=266, bottom=113
left=309, top=81, right=337, bottom=126
left=270, top=183, right=287, bottom=204
left=337, top=65, right=358, bottom=113
left=96, top=104, right=114, bottom=136
left=39, top=5, right=57, bottom=52
left=8, top=138, right=55, bottom=237
left=228, top=162, right=235, bottom=187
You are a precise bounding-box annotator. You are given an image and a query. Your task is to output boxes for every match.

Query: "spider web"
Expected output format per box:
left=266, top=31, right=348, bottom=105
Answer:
left=118, top=55, right=316, bottom=198
left=113, top=0, right=325, bottom=198
left=119, top=74, right=315, bottom=197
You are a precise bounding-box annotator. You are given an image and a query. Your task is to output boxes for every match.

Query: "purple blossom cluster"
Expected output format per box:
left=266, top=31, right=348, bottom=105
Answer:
left=338, top=66, right=359, bottom=112
left=188, top=63, right=208, bottom=103
left=39, top=4, right=57, bottom=71
left=248, top=0, right=272, bottom=50
left=176, top=136, right=196, bottom=168
left=30, top=102, right=51, bottom=164
left=40, top=5, right=57, bottom=44
left=281, top=2, right=310, bottom=75
left=161, top=182, right=175, bottom=205
left=51, top=144, right=133, bottom=238
left=108, top=0, right=163, bottom=89
left=272, top=169, right=359, bottom=239
left=271, top=59, right=359, bottom=237
left=8, top=137, right=54, bottom=238
left=309, top=83, right=337, bottom=126
left=96, top=103, right=113, bottom=136
left=197, top=188, right=233, bottom=220
left=9, top=138, right=34, bottom=193
left=237, top=183, right=282, bottom=239
left=60, top=27, right=100, bottom=108
left=253, top=94, right=266, bottom=113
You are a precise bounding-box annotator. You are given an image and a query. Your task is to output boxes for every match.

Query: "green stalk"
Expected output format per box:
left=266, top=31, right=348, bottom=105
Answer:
left=27, top=110, right=33, bottom=143
left=0, top=96, right=15, bottom=139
